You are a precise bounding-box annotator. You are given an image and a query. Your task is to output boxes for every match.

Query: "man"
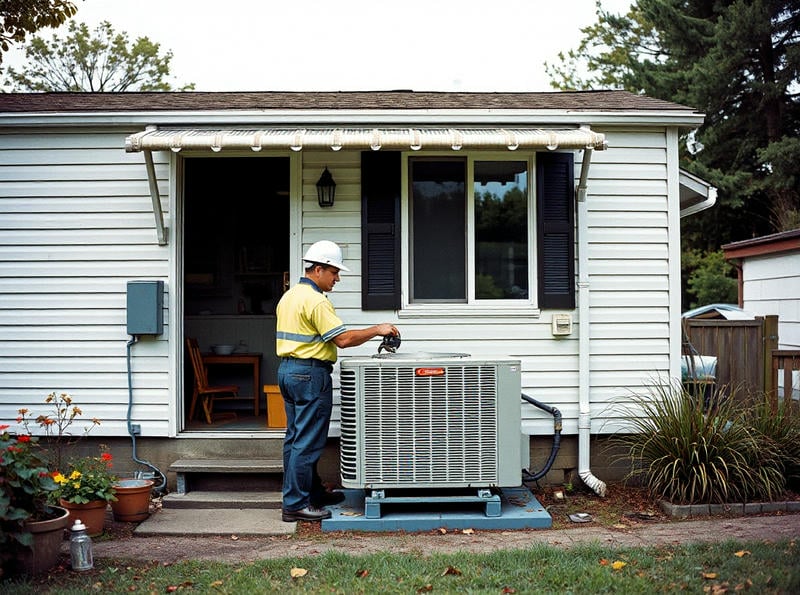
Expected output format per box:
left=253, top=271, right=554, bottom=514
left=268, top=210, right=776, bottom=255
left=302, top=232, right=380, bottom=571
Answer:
left=276, top=240, right=398, bottom=522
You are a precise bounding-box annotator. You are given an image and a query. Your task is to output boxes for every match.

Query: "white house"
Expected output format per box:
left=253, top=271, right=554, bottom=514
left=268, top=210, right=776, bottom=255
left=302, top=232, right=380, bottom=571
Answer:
left=723, top=229, right=800, bottom=402
left=723, top=229, right=800, bottom=350
left=0, top=90, right=714, bottom=494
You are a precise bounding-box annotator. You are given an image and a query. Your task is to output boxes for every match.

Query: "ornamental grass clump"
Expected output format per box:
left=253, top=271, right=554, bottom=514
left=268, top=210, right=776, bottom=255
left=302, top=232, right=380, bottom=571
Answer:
left=613, top=380, right=786, bottom=505
left=744, top=395, right=800, bottom=490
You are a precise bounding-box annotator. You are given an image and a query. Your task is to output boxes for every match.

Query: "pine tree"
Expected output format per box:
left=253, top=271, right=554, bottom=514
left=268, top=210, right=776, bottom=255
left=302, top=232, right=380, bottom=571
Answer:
left=547, top=0, right=799, bottom=306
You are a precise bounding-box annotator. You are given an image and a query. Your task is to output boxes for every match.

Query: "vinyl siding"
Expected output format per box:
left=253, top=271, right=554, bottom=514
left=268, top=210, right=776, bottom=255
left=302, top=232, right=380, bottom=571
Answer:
left=0, top=128, right=172, bottom=436
left=299, top=128, right=673, bottom=435
left=0, top=124, right=676, bottom=438
left=742, top=253, right=800, bottom=349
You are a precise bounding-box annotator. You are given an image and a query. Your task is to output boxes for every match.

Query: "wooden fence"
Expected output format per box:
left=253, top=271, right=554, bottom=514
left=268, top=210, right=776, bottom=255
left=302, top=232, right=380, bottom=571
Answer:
left=772, top=350, right=800, bottom=406
left=682, top=316, right=779, bottom=398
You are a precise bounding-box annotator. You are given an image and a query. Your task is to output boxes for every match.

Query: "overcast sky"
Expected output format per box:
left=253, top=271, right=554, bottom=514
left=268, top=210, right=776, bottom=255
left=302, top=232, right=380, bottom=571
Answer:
left=3, top=0, right=633, bottom=92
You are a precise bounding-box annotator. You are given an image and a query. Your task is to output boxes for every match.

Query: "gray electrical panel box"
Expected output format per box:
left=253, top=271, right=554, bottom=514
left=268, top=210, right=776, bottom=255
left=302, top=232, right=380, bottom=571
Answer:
left=126, top=280, right=164, bottom=335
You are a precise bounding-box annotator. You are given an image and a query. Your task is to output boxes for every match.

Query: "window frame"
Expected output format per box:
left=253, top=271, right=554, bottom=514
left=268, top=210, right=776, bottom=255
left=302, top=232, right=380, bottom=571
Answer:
left=401, top=151, right=538, bottom=317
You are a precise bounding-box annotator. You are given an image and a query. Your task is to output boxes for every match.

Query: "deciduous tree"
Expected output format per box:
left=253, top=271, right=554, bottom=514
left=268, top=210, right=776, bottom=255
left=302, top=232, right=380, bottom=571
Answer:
left=3, top=20, right=194, bottom=91
left=0, top=0, right=78, bottom=62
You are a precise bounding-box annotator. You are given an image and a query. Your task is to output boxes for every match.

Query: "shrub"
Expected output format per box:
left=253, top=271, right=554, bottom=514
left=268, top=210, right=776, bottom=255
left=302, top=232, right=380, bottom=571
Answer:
left=0, top=425, right=60, bottom=574
left=613, top=380, right=786, bottom=504
left=744, top=396, right=800, bottom=489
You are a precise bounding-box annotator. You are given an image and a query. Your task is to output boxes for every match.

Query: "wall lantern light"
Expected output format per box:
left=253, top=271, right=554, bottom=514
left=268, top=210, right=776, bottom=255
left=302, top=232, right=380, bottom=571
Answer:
left=316, top=166, right=336, bottom=208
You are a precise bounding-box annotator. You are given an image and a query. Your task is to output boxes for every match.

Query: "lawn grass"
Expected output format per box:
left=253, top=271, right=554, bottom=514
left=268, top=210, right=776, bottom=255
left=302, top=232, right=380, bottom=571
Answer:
left=2, top=539, right=797, bottom=594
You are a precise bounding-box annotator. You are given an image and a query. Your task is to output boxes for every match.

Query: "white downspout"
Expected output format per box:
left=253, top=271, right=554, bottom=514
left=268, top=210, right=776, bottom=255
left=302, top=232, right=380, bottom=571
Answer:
left=576, top=147, right=607, bottom=497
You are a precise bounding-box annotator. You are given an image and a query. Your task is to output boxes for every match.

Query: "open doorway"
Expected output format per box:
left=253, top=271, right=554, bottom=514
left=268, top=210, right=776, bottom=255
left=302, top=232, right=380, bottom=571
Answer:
left=182, top=157, right=290, bottom=431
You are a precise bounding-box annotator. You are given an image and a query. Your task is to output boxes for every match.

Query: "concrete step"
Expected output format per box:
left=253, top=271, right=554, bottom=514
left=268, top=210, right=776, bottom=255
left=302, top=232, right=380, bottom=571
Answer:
left=169, top=458, right=283, bottom=494
left=170, top=458, right=284, bottom=473
left=135, top=507, right=295, bottom=536
left=162, top=490, right=282, bottom=510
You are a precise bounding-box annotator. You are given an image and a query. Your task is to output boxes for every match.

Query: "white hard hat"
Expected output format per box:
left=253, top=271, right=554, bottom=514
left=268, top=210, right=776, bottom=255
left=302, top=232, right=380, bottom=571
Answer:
left=303, top=240, right=350, bottom=271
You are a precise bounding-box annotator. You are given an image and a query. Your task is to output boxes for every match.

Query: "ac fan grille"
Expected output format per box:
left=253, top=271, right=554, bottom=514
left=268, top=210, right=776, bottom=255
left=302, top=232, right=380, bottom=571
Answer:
left=340, top=364, right=499, bottom=486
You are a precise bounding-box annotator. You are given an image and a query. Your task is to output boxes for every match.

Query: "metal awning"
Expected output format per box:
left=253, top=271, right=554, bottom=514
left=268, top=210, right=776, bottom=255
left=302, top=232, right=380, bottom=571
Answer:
left=126, top=126, right=607, bottom=153
left=128, top=126, right=606, bottom=246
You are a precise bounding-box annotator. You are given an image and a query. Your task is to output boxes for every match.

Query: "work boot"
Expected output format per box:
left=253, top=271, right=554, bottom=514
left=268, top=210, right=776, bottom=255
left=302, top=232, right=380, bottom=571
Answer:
left=281, top=506, right=332, bottom=522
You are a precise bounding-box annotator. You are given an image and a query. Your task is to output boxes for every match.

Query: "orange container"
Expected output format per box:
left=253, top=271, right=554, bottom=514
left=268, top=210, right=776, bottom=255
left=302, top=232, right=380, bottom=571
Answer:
left=264, top=384, right=286, bottom=428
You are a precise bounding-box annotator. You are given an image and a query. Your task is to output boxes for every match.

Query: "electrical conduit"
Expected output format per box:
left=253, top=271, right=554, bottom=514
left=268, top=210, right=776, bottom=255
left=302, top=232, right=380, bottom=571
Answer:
left=126, top=337, right=167, bottom=494
left=520, top=393, right=561, bottom=481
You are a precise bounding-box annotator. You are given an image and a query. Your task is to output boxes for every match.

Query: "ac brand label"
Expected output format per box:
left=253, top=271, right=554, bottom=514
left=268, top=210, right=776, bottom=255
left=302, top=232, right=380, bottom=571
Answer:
left=415, top=367, right=445, bottom=377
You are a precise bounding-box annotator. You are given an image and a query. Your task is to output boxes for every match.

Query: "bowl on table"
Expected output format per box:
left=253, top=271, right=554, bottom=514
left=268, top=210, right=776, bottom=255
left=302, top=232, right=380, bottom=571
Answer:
left=211, top=344, right=235, bottom=355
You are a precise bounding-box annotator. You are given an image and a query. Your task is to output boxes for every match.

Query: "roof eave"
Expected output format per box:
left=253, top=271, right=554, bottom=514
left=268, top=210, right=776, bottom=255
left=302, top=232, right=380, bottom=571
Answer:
left=0, top=108, right=706, bottom=128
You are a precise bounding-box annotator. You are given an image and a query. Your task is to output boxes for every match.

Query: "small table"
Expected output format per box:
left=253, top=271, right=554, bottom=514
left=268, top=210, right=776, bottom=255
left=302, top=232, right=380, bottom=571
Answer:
left=202, top=352, right=262, bottom=415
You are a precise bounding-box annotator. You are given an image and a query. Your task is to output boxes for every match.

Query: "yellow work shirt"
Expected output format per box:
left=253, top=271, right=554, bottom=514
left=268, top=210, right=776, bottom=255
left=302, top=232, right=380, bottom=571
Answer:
left=275, top=278, right=346, bottom=363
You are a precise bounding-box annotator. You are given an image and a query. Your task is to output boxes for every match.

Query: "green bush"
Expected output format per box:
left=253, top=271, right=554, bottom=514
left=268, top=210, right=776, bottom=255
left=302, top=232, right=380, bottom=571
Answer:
left=744, top=396, right=800, bottom=489
left=613, top=381, right=787, bottom=504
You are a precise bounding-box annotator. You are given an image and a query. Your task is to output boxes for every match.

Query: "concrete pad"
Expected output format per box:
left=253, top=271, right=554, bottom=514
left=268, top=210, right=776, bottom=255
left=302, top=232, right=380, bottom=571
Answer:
left=322, top=487, right=551, bottom=533
left=134, top=507, right=295, bottom=536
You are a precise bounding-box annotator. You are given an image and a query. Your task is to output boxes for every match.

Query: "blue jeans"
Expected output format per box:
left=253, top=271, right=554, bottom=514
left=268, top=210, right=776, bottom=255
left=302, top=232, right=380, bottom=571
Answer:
left=278, top=358, right=333, bottom=511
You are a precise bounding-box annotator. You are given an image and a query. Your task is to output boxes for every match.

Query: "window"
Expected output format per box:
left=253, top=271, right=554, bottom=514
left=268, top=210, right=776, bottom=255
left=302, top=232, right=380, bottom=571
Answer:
left=409, top=157, right=529, bottom=304
left=410, top=159, right=467, bottom=301
left=361, top=151, right=574, bottom=312
left=474, top=161, right=529, bottom=300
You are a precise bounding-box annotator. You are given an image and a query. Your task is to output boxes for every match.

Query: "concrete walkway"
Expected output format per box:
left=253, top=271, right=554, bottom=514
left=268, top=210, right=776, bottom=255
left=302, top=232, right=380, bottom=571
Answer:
left=84, top=513, right=800, bottom=564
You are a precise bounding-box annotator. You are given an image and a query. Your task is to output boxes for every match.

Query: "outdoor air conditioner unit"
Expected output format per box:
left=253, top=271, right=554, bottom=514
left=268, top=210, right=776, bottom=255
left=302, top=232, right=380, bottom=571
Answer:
left=339, top=354, right=523, bottom=490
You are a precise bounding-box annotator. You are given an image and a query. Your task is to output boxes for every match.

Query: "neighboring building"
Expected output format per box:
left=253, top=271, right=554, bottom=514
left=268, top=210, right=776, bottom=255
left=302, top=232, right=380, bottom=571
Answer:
left=723, top=229, right=800, bottom=350
left=0, top=91, right=714, bottom=492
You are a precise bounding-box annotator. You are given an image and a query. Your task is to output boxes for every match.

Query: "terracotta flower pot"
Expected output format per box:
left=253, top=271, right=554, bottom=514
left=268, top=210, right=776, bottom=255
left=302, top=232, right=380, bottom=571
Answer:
left=18, top=505, right=70, bottom=576
left=59, top=499, right=108, bottom=537
left=110, top=479, right=154, bottom=522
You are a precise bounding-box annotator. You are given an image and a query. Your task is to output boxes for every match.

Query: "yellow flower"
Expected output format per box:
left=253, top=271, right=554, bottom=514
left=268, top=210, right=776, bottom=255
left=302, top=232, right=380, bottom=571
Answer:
left=71, top=482, right=81, bottom=489
left=69, top=470, right=81, bottom=480
left=53, top=472, right=66, bottom=484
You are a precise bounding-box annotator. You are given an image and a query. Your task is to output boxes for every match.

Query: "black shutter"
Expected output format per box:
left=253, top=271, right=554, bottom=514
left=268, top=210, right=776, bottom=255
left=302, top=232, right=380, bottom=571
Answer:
left=537, top=152, right=575, bottom=310
left=361, top=151, right=401, bottom=310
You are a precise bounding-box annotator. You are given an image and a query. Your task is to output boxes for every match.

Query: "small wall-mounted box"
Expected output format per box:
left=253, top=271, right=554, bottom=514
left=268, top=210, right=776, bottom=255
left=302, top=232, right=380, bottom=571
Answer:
left=551, top=313, right=573, bottom=336
left=126, top=280, right=164, bottom=335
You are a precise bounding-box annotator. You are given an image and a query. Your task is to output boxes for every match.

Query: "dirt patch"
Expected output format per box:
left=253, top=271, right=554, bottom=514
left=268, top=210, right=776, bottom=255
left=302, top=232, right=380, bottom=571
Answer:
left=33, top=484, right=800, bottom=570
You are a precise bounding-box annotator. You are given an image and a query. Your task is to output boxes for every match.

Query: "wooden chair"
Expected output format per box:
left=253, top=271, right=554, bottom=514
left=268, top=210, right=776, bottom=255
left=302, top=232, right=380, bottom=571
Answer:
left=186, top=337, right=240, bottom=424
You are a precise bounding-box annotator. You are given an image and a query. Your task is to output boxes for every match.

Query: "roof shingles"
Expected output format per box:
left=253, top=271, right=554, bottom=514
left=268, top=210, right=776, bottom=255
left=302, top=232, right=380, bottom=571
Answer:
left=0, top=90, right=696, bottom=113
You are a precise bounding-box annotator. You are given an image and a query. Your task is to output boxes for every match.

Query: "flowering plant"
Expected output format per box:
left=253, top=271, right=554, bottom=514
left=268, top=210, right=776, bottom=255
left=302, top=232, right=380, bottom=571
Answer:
left=18, top=391, right=100, bottom=471
left=0, top=425, right=59, bottom=552
left=51, top=448, right=117, bottom=504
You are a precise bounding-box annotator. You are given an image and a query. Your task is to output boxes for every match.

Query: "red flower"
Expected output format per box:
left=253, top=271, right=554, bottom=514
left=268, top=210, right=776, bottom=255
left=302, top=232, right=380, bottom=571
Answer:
left=0, top=424, right=9, bottom=431
left=17, top=435, right=31, bottom=443
left=101, top=452, right=113, bottom=461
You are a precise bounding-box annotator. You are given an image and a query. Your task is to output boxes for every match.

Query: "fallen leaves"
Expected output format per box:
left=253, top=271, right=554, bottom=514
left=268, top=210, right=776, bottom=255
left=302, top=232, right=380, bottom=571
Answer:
left=733, top=550, right=750, bottom=558
left=441, top=565, right=462, bottom=576
left=290, top=567, right=308, bottom=579
left=599, top=558, right=627, bottom=571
